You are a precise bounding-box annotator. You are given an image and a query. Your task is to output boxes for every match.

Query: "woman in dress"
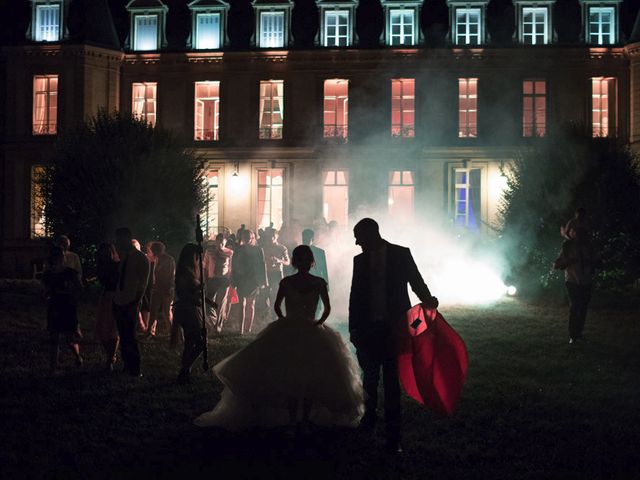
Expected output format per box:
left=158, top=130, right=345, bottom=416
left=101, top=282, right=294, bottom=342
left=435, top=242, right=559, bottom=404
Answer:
left=93, top=243, right=120, bottom=371
left=194, top=245, right=364, bottom=430
left=41, top=246, right=83, bottom=374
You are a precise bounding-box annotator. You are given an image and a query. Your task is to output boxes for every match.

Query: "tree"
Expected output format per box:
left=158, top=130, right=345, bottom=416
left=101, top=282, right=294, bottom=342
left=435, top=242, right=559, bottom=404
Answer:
left=42, top=110, right=206, bottom=271
left=499, top=124, right=640, bottom=297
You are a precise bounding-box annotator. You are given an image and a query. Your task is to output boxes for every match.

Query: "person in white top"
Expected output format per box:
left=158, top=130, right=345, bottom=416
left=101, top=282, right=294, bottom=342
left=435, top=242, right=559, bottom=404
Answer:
left=113, top=227, right=150, bottom=377
left=57, top=235, right=83, bottom=279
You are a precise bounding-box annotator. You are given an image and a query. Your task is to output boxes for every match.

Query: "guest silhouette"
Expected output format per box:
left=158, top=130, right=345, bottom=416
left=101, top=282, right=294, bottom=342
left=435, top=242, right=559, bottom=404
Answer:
left=231, top=230, right=267, bottom=334
left=94, top=243, right=120, bottom=371
left=349, top=218, right=438, bottom=454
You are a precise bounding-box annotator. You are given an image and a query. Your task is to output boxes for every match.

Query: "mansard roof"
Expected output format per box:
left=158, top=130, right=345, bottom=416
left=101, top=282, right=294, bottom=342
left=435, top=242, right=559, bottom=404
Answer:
left=188, top=0, right=230, bottom=9
left=252, top=0, right=294, bottom=7
left=315, top=0, right=358, bottom=6
left=125, top=0, right=168, bottom=11
left=79, top=0, right=121, bottom=50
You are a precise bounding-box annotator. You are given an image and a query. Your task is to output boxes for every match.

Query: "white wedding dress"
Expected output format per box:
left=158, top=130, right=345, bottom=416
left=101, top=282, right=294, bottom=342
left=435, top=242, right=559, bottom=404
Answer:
left=194, top=274, right=364, bottom=429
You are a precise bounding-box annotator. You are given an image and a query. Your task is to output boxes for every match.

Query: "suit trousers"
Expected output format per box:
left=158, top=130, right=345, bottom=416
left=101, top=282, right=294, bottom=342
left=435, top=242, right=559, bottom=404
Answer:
left=353, top=324, right=401, bottom=445
left=113, top=302, right=141, bottom=375
left=566, top=282, right=592, bottom=340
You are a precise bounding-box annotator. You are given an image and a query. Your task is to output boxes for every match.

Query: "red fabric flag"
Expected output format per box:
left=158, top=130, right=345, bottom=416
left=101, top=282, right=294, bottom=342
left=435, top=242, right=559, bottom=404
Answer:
left=397, top=304, right=469, bottom=416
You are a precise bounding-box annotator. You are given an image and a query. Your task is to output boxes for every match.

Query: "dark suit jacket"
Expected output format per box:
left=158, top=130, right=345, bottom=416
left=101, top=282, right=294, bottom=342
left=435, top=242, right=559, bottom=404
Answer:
left=349, top=241, right=432, bottom=334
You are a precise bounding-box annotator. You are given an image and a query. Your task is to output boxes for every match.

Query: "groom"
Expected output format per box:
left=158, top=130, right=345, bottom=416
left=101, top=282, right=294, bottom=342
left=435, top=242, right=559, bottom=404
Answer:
left=349, top=218, right=438, bottom=454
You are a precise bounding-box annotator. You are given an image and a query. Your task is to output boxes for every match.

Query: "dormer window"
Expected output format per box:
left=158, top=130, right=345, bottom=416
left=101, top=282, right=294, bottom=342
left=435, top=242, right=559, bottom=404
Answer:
left=382, top=0, right=421, bottom=46
left=188, top=0, right=230, bottom=50
left=317, top=0, right=357, bottom=47
left=29, top=0, right=64, bottom=42
left=580, top=1, right=620, bottom=45
left=126, top=0, right=168, bottom=52
left=447, top=1, right=488, bottom=46
left=254, top=1, right=292, bottom=49
left=514, top=1, right=553, bottom=45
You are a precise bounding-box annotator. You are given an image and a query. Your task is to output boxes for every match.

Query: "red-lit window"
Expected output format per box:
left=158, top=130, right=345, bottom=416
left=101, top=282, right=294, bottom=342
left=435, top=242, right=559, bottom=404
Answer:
left=391, top=79, right=415, bottom=138
left=33, top=75, right=58, bottom=135
left=523, top=79, right=546, bottom=137
left=458, top=78, right=477, bottom=138
left=324, top=79, right=349, bottom=141
left=388, top=171, right=414, bottom=219
left=591, top=77, right=617, bottom=137
left=132, top=82, right=157, bottom=127
left=195, top=81, right=220, bottom=141
left=204, top=170, right=219, bottom=239
left=259, top=80, right=284, bottom=139
left=257, top=168, right=284, bottom=230
left=323, top=170, right=349, bottom=226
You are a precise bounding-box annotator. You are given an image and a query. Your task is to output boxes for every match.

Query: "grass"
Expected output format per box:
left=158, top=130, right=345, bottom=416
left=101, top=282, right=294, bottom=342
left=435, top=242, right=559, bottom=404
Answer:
left=1, top=287, right=639, bottom=480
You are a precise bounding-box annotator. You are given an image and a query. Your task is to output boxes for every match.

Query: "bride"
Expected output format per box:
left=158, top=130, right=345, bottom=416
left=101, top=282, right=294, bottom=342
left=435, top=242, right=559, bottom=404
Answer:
left=194, top=245, right=364, bottom=429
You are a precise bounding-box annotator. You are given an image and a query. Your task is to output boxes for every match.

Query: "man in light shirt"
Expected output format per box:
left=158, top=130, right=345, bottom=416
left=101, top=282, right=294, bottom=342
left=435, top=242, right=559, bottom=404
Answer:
left=57, top=235, right=82, bottom=279
left=113, top=227, right=150, bottom=377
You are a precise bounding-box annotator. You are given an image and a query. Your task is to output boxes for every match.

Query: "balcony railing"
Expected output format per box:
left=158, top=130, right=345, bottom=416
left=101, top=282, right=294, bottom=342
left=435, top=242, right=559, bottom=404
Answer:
left=259, top=126, right=283, bottom=139
left=194, top=129, right=219, bottom=141
left=323, top=125, right=348, bottom=142
left=391, top=125, right=415, bottom=138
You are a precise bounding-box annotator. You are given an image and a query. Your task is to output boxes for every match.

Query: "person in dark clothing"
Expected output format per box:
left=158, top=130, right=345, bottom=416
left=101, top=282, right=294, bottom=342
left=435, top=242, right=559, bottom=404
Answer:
left=41, top=247, right=83, bottom=374
left=349, top=218, right=438, bottom=455
left=94, top=242, right=120, bottom=371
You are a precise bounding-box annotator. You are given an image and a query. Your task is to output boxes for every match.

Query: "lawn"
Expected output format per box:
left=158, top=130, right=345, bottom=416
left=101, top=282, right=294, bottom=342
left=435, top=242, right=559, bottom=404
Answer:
left=1, top=284, right=639, bottom=480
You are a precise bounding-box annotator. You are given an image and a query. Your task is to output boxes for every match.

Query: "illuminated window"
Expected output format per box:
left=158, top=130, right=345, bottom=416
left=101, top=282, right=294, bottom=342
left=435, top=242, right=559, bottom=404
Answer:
left=324, top=11, right=350, bottom=46
left=391, top=79, right=415, bottom=138
left=132, top=82, right=157, bottom=127
left=259, top=11, right=285, bottom=48
left=588, top=7, right=615, bottom=45
left=31, top=166, right=47, bottom=238
left=522, top=80, right=546, bottom=137
left=195, top=81, right=220, bottom=141
left=259, top=80, right=284, bottom=139
left=454, top=8, right=481, bottom=45
left=257, top=168, right=284, bottom=230
left=133, top=15, right=159, bottom=51
left=521, top=7, right=548, bottom=45
left=34, top=3, right=61, bottom=42
left=389, top=9, right=415, bottom=46
left=388, top=171, right=414, bottom=218
left=458, top=78, right=477, bottom=138
left=452, top=168, right=481, bottom=229
left=195, top=13, right=221, bottom=49
left=324, top=79, right=349, bottom=141
left=204, top=170, right=219, bottom=239
left=591, top=77, right=617, bottom=137
left=33, top=75, right=58, bottom=135
left=323, top=170, right=349, bottom=226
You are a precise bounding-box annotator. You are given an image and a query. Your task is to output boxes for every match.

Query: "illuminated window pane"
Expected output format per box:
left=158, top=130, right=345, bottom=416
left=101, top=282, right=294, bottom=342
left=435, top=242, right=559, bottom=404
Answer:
left=132, top=82, right=157, bottom=127
left=324, top=11, right=350, bottom=47
left=522, top=8, right=548, bottom=45
left=453, top=167, right=481, bottom=229
left=33, top=75, right=58, bottom=135
left=195, top=13, right=221, bottom=49
left=455, top=8, right=481, bottom=45
left=134, top=15, right=158, bottom=51
left=257, top=168, right=284, bottom=230
left=591, top=77, right=617, bottom=137
left=259, top=80, right=284, bottom=139
left=204, top=170, right=219, bottom=239
left=323, top=170, right=349, bottom=226
left=259, top=11, right=285, bottom=48
left=388, top=170, right=414, bottom=219
left=458, top=78, right=477, bottom=138
left=35, top=4, right=61, bottom=42
left=389, top=9, right=415, bottom=46
left=31, top=166, right=47, bottom=238
left=195, top=81, right=220, bottom=141
left=391, top=79, right=415, bottom=138
left=522, top=79, right=546, bottom=137
left=588, top=7, right=615, bottom=45
left=324, top=79, right=349, bottom=141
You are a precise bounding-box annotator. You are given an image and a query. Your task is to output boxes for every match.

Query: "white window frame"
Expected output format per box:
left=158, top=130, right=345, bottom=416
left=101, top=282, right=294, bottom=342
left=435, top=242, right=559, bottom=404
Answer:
left=33, top=75, right=58, bottom=136
left=323, top=79, right=349, bottom=141
left=195, top=12, right=221, bottom=49
left=324, top=10, right=350, bottom=47
left=259, top=80, right=284, bottom=140
left=133, top=14, right=159, bottom=51
left=34, top=3, right=61, bottom=42
left=458, top=78, right=478, bottom=138
left=591, top=77, right=617, bottom=138
left=522, top=79, right=546, bottom=137
left=450, top=166, right=484, bottom=229
left=454, top=8, right=482, bottom=45
left=194, top=81, right=220, bottom=141
left=388, top=170, right=415, bottom=217
left=256, top=168, right=285, bottom=230
left=259, top=11, right=285, bottom=48
left=588, top=7, right=615, bottom=45
left=322, top=170, right=349, bottom=226
left=389, top=9, right=415, bottom=46
left=521, top=7, right=549, bottom=45
left=132, top=82, right=157, bottom=127
left=391, top=78, right=415, bottom=138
